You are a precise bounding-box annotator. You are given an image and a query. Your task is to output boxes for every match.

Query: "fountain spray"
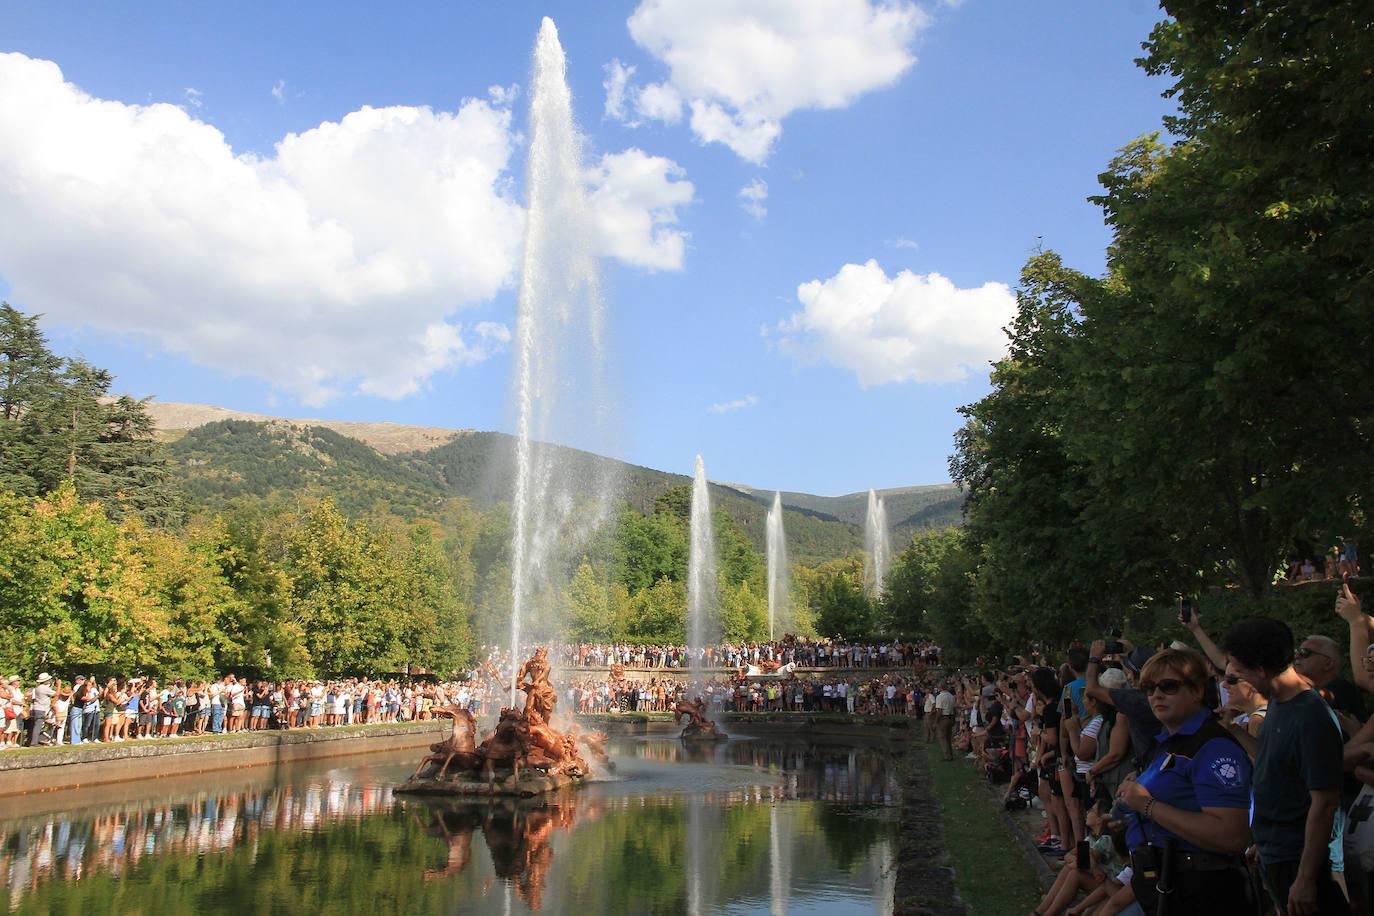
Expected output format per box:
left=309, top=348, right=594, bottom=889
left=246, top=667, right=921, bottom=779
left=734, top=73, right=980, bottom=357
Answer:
left=507, top=18, right=615, bottom=702
left=864, top=489, right=891, bottom=598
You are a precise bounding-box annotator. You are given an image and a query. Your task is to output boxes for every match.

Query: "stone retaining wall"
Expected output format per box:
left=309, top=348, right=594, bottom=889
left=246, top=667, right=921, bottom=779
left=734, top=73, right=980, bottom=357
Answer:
left=0, top=721, right=448, bottom=796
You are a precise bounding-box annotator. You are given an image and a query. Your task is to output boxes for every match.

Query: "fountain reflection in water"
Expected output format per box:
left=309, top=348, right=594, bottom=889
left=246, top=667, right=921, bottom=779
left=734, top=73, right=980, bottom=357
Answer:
left=766, top=489, right=789, bottom=640
left=865, top=488, right=891, bottom=597
left=686, top=800, right=704, bottom=916
left=769, top=803, right=792, bottom=916
left=507, top=16, right=616, bottom=699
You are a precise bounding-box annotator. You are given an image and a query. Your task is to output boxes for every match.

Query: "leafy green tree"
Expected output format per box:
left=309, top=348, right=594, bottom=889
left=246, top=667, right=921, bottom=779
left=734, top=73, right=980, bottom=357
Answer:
left=714, top=510, right=763, bottom=593
left=1064, top=0, right=1374, bottom=597
left=396, top=522, right=474, bottom=675
left=884, top=528, right=992, bottom=659
left=0, top=486, right=105, bottom=674
left=654, top=484, right=692, bottom=522
left=111, top=515, right=245, bottom=678
left=269, top=501, right=415, bottom=675
left=0, top=305, right=183, bottom=525
left=614, top=506, right=688, bottom=593
left=187, top=510, right=307, bottom=677
left=0, top=482, right=221, bottom=677
left=814, top=572, right=876, bottom=640
left=0, top=303, right=62, bottom=495
left=950, top=254, right=1157, bottom=644
left=719, top=579, right=766, bottom=642
left=564, top=557, right=616, bottom=644
left=624, top=577, right=686, bottom=643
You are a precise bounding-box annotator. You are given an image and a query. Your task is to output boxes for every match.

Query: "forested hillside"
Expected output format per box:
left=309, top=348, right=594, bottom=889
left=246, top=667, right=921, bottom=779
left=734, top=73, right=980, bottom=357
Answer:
left=161, top=420, right=921, bottom=565
left=169, top=419, right=451, bottom=520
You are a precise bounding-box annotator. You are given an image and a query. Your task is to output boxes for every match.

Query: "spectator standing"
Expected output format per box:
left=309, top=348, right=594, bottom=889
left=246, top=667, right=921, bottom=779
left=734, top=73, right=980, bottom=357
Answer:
left=934, top=681, right=956, bottom=761
left=1029, top=667, right=1071, bottom=857
left=1293, top=634, right=1366, bottom=720
left=1114, top=647, right=1253, bottom=915
left=29, top=673, right=55, bottom=746
left=50, top=679, right=70, bottom=745
left=68, top=675, right=87, bottom=745
left=1224, top=616, right=1348, bottom=915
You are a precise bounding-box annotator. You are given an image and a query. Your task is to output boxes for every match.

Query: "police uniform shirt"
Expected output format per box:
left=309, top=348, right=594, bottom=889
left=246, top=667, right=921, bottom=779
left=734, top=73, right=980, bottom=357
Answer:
left=1126, top=708, right=1252, bottom=853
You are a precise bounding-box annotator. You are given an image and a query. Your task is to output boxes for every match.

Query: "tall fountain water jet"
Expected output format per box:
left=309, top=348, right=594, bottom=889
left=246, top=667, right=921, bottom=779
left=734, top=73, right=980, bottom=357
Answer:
left=687, top=455, right=718, bottom=686
left=506, top=17, right=616, bottom=698
left=864, top=489, right=891, bottom=598
left=766, top=490, right=789, bottom=641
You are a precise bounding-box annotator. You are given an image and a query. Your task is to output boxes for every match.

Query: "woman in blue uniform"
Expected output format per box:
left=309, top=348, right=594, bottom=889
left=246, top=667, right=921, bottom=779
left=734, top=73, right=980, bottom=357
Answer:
left=1114, top=647, right=1255, bottom=915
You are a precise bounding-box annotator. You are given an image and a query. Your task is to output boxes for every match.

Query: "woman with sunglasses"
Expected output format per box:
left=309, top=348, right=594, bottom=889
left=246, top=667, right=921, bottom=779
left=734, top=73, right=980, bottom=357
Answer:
left=1113, top=647, right=1255, bottom=915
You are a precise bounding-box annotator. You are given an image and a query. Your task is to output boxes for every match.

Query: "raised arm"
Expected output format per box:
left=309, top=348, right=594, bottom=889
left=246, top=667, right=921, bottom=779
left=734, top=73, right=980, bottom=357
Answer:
left=1182, top=610, right=1228, bottom=672
left=1336, top=583, right=1374, bottom=691
left=1084, top=639, right=1114, bottom=706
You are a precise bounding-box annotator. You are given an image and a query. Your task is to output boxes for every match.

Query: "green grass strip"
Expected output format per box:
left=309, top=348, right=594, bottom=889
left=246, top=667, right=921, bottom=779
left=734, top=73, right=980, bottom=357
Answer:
left=926, top=757, right=1044, bottom=916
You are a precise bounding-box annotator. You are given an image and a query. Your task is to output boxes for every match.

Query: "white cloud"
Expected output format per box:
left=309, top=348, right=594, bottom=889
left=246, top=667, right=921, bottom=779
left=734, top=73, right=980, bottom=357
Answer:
left=708, top=394, right=757, bottom=413
left=891, top=238, right=919, bottom=249
left=774, top=259, right=1016, bottom=386
left=271, top=80, right=286, bottom=104
left=0, top=54, right=685, bottom=405
left=634, top=81, right=683, bottom=124
left=617, top=0, right=928, bottom=162
left=585, top=148, right=694, bottom=271
left=603, top=60, right=635, bottom=120
left=738, top=178, right=768, bottom=220
left=183, top=87, right=203, bottom=109
left=487, top=83, right=519, bottom=106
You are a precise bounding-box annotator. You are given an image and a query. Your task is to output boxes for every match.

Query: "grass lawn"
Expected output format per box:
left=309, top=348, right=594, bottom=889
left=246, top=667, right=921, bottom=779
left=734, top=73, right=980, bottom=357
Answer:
left=926, top=757, right=1045, bottom=916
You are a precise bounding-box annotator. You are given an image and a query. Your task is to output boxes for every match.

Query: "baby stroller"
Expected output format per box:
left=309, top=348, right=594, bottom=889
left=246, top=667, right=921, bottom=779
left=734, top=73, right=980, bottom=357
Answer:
left=982, top=740, right=1014, bottom=784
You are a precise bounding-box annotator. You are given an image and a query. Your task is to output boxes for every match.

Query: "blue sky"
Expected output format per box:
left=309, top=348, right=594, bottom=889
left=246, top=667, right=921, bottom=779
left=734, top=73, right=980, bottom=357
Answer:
left=0, top=1, right=1175, bottom=496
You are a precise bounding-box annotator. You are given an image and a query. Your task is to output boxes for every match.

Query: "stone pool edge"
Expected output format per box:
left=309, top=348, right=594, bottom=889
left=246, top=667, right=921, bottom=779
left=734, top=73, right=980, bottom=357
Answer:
left=0, top=721, right=450, bottom=796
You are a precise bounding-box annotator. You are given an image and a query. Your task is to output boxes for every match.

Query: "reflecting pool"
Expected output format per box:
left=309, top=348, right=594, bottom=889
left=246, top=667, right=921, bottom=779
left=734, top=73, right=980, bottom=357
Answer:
left=1, top=735, right=902, bottom=914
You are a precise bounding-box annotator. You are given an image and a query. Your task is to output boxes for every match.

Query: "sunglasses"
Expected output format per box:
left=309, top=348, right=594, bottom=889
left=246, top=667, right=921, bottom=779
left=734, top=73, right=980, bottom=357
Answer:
left=1140, top=678, right=1187, bottom=696
left=1295, top=647, right=1334, bottom=661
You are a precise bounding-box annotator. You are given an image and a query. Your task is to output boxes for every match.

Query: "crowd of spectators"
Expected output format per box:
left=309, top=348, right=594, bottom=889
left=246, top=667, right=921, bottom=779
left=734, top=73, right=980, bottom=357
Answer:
left=1, top=674, right=504, bottom=748
left=924, top=585, right=1374, bottom=916
left=2, top=638, right=944, bottom=749
left=20, top=607, right=1374, bottom=915
left=549, top=637, right=937, bottom=670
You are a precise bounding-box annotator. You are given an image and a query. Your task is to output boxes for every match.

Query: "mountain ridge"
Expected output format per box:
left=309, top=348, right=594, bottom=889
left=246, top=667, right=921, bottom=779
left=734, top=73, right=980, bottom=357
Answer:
left=149, top=400, right=964, bottom=560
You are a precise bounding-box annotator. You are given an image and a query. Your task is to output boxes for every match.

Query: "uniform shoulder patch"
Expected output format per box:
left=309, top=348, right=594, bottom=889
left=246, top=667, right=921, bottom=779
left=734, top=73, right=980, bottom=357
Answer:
left=1211, top=755, right=1243, bottom=788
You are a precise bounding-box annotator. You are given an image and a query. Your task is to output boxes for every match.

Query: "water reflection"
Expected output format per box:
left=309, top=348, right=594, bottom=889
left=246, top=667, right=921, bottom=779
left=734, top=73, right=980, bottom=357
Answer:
left=416, top=795, right=603, bottom=911
left=618, top=736, right=900, bottom=805
left=2, top=737, right=900, bottom=914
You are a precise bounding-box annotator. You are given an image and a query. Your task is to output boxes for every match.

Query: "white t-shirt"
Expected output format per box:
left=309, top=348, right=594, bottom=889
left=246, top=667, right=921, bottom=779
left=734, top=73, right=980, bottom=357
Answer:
left=1076, top=715, right=1103, bottom=774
